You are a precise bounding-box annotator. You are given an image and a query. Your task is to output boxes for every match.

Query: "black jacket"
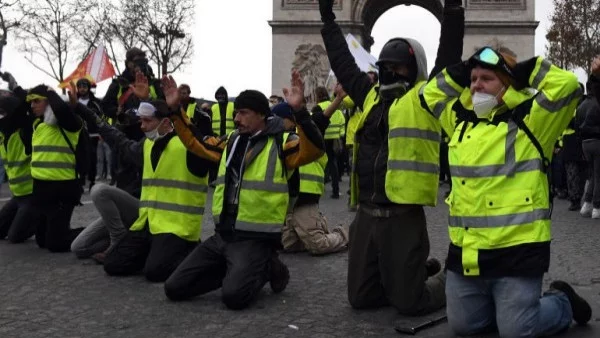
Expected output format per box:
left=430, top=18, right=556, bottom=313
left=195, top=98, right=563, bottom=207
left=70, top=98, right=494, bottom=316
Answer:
left=562, top=97, right=588, bottom=162
left=77, top=94, right=104, bottom=135
left=580, top=77, right=600, bottom=140
left=320, top=5, right=464, bottom=206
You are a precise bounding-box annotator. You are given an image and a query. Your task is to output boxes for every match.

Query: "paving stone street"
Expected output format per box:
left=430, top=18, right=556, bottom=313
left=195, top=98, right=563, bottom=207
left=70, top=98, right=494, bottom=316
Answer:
left=0, top=178, right=599, bottom=338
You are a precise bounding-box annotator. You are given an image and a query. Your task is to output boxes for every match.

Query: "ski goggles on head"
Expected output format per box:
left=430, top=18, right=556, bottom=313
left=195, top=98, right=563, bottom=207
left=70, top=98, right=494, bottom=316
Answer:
left=470, top=47, right=515, bottom=78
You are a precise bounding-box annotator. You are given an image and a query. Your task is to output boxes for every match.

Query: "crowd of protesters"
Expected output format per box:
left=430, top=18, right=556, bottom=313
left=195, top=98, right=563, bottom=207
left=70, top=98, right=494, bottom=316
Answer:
left=0, top=0, right=595, bottom=335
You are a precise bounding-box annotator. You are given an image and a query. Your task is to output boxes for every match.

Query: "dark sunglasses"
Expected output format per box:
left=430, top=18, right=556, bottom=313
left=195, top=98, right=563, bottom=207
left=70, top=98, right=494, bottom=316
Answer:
left=471, top=47, right=514, bottom=78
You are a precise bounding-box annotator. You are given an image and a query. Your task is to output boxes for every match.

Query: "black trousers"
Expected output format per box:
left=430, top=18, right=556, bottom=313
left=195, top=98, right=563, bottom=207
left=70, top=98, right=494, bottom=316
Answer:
left=164, top=233, right=273, bottom=310
left=0, top=195, right=41, bottom=243
left=565, top=161, right=586, bottom=204
left=583, top=139, right=600, bottom=207
left=325, top=140, right=339, bottom=195
left=347, top=204, right=445, bottom=315
left=35, top=201, right=79, bottom=252
left=103, top=227, right=196, bottom=282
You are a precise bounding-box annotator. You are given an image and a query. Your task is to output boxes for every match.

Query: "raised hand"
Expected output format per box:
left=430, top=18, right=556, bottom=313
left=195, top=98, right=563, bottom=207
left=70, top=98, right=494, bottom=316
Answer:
left=592, top=56, right=600, bottom=78
left=67, top=81, right=78, bottom=107
left=444, top=0, right=463, bottom=8
left=0, top=72, right=18, bottom=91
left=282, top=69, right=306, bottom=112
left=130, top=71, right=150, bottom=100
left=319, top=0, right=336, bottom=23
left=334, top=82, right=347, bottom=100
left=161, top=74, right=180, bottom=110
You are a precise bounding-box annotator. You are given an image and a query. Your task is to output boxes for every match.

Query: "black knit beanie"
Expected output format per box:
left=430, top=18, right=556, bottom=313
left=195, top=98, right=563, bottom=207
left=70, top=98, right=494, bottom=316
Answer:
left=235, top=90, right=270, bottom=116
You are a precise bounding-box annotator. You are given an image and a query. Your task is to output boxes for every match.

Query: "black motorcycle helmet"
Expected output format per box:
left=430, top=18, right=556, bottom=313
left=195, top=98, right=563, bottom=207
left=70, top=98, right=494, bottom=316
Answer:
left=375, top=38, right=418, bottom=86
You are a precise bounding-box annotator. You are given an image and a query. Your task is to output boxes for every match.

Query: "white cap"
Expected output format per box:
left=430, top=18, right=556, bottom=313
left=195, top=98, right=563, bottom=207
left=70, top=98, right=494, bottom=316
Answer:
left=136, top=102, right=156, bottom=117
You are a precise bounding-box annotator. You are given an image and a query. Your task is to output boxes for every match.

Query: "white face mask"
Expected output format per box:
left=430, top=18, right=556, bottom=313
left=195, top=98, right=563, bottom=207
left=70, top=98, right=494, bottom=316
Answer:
left=144, top=127, right=161, bottom=141
left=43, top=105, right=58, bottom=126
left=472, top=87, right=505, bottom=118
left=144, top=119, right=171, bottom=141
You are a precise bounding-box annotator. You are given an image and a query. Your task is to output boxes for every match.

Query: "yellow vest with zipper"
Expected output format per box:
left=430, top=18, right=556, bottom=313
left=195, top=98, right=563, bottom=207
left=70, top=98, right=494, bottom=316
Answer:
left=211, top=102, right=235, bottom=136
left=350, top=84, right=441, bottom=207
left=130, top=137, right=207, bottom=241
left=212, top=133, right=290, bottom=234
left=31, top=119, right=80, bottom=181
left=422, top=57, right=582, bottom=276
left=0, top=131, right=33, bottom=196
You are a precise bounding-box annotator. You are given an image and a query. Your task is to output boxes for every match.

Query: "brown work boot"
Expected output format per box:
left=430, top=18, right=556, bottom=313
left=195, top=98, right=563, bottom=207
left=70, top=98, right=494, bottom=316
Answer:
left=269, top=253, right=289, bottom=294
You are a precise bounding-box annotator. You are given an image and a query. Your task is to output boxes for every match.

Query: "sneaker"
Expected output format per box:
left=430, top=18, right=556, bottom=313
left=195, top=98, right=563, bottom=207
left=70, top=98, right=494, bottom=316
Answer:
left=568, top=201, right=580, bottom=211
left=549, top=280, right=592, bottom=325
left=593, top=208, right=600, bottom=219
left=269, top=254, right=289, bottom=294
left=580, top=202, right=593, bottom=217
left=425, top=258, right=442, bottom=277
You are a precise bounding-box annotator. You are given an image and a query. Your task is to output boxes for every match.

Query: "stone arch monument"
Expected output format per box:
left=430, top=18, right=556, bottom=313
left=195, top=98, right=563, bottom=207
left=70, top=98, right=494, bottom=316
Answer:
left=269, top=0, right=538, bottom=96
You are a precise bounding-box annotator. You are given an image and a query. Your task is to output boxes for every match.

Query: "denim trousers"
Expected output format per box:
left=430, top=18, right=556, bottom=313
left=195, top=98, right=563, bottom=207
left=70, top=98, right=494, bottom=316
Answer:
left=446, top=270, right=573, bottom=337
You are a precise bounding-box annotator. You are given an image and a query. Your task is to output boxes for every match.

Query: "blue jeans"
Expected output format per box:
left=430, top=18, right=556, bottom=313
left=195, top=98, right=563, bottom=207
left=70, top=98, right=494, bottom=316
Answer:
left=446, top=270, right=573, bottom=337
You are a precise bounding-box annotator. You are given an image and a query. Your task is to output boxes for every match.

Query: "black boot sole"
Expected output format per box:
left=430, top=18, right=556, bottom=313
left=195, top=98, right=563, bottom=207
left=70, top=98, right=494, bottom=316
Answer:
left=550, top=280, right=592, bottom=325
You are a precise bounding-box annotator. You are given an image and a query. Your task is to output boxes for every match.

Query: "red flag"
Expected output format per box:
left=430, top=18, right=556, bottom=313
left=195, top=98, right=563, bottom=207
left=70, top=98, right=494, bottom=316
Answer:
left=59, top=45, right=116, bottom=88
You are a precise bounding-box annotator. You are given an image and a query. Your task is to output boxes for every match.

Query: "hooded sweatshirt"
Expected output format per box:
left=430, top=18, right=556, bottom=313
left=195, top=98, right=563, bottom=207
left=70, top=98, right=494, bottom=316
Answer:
left=319, top=6, right=464, bottom=205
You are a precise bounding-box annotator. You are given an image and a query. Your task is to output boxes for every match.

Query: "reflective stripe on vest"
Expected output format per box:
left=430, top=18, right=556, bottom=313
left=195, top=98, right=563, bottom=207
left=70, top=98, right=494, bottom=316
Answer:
left=385, top=82, right=441, bottom=206
left=130, top=137, right=208, bottom=241
left=319, top=101, right=345, bottom=139
left=31, top=120, right=80, bottom=181
left=299, top=153, right=327, bottom=195
left=212, top=133, right=289, bottom=233
left=211, top=102, right=235, bottom=136
left=446, top=115, right=553, bottom=276
left=0, top=131, right=33, bottom=196
left=186, top=102, right=197, bottom=119
left=349, top=85, right=441, bottom=207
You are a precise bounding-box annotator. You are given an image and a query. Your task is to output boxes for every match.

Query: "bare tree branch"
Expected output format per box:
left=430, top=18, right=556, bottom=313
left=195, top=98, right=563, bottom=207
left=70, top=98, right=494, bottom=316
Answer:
left=547, top=0, right=600, bottom=72
left=14, top=0, right=83, bottom=85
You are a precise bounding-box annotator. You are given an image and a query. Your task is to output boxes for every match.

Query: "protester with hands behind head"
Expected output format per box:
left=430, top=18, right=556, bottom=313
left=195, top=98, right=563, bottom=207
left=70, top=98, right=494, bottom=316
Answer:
left=422, top=42, right=590, bottom=335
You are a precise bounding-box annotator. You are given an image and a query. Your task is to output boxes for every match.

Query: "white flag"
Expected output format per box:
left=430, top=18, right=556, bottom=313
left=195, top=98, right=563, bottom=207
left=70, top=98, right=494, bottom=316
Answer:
left=326, top=34, right=377, bottom=96
left=345, top=34, right=378, bottom=73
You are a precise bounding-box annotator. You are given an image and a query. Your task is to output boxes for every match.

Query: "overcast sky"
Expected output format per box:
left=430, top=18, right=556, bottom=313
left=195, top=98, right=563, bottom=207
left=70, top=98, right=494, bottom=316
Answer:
left=2, top=0, right=559, bottom=99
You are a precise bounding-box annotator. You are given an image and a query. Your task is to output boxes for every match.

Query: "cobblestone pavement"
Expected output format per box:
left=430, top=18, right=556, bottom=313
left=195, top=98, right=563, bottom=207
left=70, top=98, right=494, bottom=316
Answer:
left=0, top=178, right=599, bottom=338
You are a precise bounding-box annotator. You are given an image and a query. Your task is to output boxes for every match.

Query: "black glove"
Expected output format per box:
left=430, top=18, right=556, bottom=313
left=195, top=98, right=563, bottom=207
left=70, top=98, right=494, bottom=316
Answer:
left=319, top=0, right=336, bottom=23
left=444, top=0, right=463, bottom=7
left=511, top=57, right=538, bottom=90
left=0, top=72, right=18, bottom=91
